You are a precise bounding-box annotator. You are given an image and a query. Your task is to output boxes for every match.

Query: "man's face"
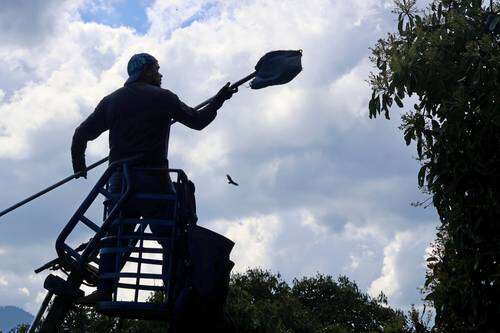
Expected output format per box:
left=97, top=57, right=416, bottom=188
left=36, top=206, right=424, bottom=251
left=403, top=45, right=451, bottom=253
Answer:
left=142, top=62, right=162, bottom=86
left=152, top=62, right=162, bottom=87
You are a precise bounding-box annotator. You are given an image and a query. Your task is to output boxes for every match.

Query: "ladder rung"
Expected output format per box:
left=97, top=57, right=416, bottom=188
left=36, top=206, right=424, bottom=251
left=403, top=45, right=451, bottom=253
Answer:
left=101, top=272, right=164, bottom=279
left=112, top=218, right=176, bottom=227
left=100, top=247, right=165, bottom=254
left=134, top=193, right=176, bottom=201
left=127, top=257, right=163, bottom=265
left=80, top=215, right=100, bottom=232
left=63, top=245, right=81, bottom=260
left=101, top=234, right=173, bottom=242
left=116, top=283, right=165, bottom=292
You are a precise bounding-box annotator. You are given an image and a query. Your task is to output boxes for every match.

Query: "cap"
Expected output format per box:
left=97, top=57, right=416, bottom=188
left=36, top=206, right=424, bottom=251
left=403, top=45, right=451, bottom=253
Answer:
left=125, top=53, right=158, bottom=85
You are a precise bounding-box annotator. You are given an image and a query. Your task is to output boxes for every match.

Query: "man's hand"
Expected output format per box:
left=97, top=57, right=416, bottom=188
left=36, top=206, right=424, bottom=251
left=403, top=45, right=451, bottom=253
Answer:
left=72, top=158, right=87, bottom=179
left=212, top=82, right=238, bottom=108
left=218, top=82, right=238, bottom=100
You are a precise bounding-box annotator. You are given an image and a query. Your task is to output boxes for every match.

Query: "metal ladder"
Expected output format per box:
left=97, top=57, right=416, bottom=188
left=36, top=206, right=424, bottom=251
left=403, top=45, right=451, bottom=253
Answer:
left=29, top=162, right=192, bottom=332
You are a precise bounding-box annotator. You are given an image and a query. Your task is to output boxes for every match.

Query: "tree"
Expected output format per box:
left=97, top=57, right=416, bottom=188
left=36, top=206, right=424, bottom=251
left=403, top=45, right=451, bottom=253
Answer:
left=368, top=0, right=500, bottom=331
left=57, top=269, right=416, bottom=332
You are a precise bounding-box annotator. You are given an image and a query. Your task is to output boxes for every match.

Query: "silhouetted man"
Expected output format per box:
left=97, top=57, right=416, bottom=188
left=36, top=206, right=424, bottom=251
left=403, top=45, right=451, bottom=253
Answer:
left=71, top=53, right=236, bottom=303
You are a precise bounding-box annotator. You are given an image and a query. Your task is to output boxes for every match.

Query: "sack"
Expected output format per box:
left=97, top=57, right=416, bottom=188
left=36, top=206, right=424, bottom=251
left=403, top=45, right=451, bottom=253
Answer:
left=174, top=179, right=198, bottom=226
left=187, top=226, right=234, bottom=301
left=172, top=226, right=235, bottom=332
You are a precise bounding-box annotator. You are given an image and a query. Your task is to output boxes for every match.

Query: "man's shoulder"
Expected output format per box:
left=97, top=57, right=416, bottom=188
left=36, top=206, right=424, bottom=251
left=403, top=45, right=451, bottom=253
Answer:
left=101, top=84, right=180, bottom=110
left=99, top=87, right=126, bottom=103
left=119, top=83, right=179, bottom=99
left=149, top=85, right=179, bottom=99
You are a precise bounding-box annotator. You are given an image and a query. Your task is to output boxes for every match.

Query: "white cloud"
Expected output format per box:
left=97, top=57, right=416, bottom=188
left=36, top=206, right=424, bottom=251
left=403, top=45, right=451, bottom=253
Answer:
left=0, top=0, right=439, bottom=314
left=369, top=232, right=407, bottom=298
left=368, top=226, right=435, bottom=308
left=0, top=0, right=81, bottom=47
left=211, top=214, right=281, bottom=272
left=25, top=291, right=47, bottom=315
left=0, top=275, right=8, bottom=286
left=18, top=287, right=30, bottom=297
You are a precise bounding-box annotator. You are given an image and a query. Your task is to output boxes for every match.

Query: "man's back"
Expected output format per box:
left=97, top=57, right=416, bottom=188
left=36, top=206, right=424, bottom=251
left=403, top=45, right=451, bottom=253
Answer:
left=105, top=83, right=177, bottom=166
left=72, top=82, right=218, bottom=168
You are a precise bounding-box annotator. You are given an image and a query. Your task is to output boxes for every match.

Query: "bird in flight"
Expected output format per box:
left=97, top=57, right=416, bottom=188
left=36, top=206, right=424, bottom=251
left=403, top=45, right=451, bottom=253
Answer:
left=226, top=174, right=239, bottom=186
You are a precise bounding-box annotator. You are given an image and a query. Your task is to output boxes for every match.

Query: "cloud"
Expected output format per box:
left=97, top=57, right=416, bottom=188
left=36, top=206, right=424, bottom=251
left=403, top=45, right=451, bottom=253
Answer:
left=0, top=276, right=8, bottom=286
left=211, top=214, right=281, bottom=272
left=368, top=225, right=435, bottom=308
left=18, top=287, right=30, bottom=297
left=0, top=0, right=439, bottom=314
left=0, top=0, right=80, bottom=47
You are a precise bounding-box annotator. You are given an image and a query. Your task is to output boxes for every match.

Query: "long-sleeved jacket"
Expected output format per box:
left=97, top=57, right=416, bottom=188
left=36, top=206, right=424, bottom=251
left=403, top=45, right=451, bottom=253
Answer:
left=71, top=82, right=219, bottom=168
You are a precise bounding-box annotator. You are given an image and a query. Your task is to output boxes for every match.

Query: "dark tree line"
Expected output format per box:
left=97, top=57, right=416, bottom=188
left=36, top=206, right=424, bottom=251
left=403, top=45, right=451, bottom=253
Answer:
left=6, top=269, right=431, bottom=333
left=369, top=0, right=500, bottom=331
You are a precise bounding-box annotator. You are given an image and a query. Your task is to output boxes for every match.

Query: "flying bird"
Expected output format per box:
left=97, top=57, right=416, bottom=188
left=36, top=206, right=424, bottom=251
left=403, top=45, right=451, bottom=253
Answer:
left=226, top=174, right=239, bottom=186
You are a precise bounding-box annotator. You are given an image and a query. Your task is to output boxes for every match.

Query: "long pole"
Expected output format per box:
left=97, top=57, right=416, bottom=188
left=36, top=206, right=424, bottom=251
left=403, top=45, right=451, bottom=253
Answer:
left=170, top=71, right=256, bottom=125
left=1, top=72, right=258, bottom=219
left=0, top=157, right=109, bottom=219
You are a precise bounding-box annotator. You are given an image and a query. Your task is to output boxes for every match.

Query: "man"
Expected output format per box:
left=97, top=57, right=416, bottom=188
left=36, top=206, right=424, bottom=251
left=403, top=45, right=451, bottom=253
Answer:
left=71, top=53, right=237, bottom=303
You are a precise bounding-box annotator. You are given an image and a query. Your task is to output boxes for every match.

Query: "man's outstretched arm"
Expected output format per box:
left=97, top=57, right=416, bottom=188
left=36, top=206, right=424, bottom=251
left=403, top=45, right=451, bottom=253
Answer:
left=171, top=82, right=237, bottom=130
left=71, top=99, right=109, bottom=178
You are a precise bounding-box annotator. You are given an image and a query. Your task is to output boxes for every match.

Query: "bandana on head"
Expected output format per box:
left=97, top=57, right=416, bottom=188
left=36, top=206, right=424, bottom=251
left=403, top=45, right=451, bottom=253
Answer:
left=125, top=53, right=158, bottom=85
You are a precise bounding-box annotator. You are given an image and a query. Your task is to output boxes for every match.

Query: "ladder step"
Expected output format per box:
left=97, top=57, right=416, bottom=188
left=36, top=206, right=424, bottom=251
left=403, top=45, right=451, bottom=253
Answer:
left=80, top=215, right=100, bottom=232
left=63, top=244, right=81, bottom=260
left=101, top=234, right=173, bottom=242
left=100, top=247, right=165, bottom=254
left=116, top=283, right=165, bottom=292
left=112, top=218, right=176, bottom=227
left=127, top=257, right=163, bottom=265
left=134, top=193, right=176, bottom=201
left=101, top=272, right=164, bottom=279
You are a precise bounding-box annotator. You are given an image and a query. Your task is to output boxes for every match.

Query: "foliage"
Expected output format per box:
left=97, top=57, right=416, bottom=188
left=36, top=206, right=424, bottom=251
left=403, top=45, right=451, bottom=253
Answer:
left=61, top=296, right=167, bottom=332
left=7, top=324, right=29, bottom=333
left=369, top=0, right=500, bottom=331
left=55, top=269, right=425, bottom=333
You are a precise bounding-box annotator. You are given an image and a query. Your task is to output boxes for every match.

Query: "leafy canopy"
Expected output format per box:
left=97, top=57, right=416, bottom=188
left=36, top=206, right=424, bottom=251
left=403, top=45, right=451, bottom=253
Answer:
left=369, top=0, right=500, bottom=331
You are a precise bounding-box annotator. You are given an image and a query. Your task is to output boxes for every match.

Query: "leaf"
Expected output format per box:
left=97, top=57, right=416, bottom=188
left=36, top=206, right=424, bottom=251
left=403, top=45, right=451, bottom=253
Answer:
left=369, top=98, right=375, bottom=118
left=394, top=95, right=404, bottom=108
left=417, top=139, right=423, bottom=159
left=415, top=15, right=422, bottom=27
left=424, top=291, right=435, bottom=301
left=418, top=165, right=427, bottom=187
left=432, top=120, right=440, bottom=133
left=404, top=129, right=413, bottom=146
left=489, top=15, right=500, bottom=32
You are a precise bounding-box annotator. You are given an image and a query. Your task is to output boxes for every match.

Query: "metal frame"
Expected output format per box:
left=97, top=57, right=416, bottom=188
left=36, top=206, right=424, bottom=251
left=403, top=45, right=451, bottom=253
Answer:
left=29, top=162, right=191, bottom=332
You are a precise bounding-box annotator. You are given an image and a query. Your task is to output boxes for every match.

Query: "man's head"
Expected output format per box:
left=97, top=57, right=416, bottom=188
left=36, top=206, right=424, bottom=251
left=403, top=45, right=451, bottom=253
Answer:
left=125, top=53, right=162, bottom=86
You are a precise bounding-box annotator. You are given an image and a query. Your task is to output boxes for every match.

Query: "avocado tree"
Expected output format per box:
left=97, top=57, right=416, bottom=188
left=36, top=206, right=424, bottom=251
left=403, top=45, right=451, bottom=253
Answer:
left=369, top=0, right=500, bottom=331
left=50, top=269, right=419, bottom=332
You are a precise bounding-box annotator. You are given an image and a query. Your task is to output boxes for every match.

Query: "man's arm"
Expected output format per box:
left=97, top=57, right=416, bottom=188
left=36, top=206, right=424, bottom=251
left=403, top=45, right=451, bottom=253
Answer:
left=71, top=99, right=109, bottom=178
left=170, top=82, right=237, bottom=130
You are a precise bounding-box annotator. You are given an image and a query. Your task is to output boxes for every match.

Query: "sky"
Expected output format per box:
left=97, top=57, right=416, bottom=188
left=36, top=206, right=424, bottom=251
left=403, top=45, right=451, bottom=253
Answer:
left=0, top=0, right=437, bottom=316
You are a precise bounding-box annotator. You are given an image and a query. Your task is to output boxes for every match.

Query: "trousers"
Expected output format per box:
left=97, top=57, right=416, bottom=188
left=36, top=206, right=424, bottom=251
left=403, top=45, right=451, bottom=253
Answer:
left=98, top=169, right=175, bottom=294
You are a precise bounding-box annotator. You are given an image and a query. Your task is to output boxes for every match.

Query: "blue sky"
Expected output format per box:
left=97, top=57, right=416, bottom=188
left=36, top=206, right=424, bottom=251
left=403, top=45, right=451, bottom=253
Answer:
left=80, top=0, right=153, bottom=34
left=0, top=0, right=437, bottom=317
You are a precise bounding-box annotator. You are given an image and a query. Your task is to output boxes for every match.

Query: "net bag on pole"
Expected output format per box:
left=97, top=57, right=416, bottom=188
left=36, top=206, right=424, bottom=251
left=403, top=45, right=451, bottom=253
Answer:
left=249, top=50, right=303, bottom=89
